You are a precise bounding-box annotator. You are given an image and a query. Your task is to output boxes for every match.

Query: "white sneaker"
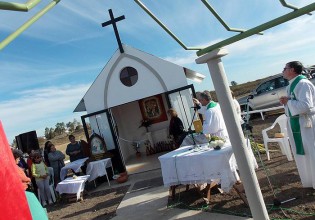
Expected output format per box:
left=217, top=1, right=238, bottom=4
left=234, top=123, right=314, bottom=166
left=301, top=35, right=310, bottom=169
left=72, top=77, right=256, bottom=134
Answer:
left=48, top=200, right=53, bottom=205
left=42, top=201, right=47, bottom=207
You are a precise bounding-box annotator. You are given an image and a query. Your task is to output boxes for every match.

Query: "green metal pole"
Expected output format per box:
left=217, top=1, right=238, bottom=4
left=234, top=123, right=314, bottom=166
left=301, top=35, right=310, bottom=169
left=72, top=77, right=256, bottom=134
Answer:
left=201, top=0, right=263, bottom=35
left=279, top=0, right=312, bottom=15
left=197, top=2, right=315, bottom=56
left=134, top=0, right=201, bottom=50
left=0, top=0, right=41, bottom=12
left=0, top=0, right=60, bottom=50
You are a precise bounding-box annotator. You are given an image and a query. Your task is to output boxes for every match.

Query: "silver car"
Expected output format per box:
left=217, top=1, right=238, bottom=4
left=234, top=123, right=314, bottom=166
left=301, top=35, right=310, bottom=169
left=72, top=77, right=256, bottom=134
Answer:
left=239, top=67, right=315, bottom=112
left=247, top=74, right=289, bottom=110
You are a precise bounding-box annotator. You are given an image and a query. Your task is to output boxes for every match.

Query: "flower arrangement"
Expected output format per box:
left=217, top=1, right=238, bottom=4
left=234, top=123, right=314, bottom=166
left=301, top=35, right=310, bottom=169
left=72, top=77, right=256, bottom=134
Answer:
left=208, top=136, right=226, bottom=150
left=139, top=119, right=153, bottom=132
left=209, top=135, right=225, bottom=142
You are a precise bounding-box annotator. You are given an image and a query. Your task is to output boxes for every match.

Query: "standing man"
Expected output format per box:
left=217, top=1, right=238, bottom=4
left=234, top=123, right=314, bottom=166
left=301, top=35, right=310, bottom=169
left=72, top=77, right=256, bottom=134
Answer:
left=66, top=135, right=84, bottom=162
left=279, top=61, right=315, bottom=189
left=193, top=91, right=229, bottom=140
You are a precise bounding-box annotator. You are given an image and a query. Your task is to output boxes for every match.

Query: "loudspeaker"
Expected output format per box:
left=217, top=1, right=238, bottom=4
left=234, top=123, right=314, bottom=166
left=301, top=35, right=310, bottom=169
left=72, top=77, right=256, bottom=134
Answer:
left=15, top=130, right=39, bottom=153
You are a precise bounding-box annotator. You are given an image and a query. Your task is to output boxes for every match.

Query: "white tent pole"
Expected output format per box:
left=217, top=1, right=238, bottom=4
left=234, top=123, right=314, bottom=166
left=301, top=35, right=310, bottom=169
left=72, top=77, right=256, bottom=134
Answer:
left=195, top=48, right=269, bottom=220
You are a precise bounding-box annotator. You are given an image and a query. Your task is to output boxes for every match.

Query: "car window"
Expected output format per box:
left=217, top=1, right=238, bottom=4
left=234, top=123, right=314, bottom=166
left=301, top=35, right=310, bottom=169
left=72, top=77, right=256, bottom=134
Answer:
left=256, top=79, right=276, bottom=95
left=275, top=76, right=289, bottom=89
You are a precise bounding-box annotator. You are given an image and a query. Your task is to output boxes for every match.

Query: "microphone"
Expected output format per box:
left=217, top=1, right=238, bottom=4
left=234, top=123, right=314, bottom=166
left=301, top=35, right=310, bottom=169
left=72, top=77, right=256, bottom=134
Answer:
left=191, top=106, right=201, bottom=110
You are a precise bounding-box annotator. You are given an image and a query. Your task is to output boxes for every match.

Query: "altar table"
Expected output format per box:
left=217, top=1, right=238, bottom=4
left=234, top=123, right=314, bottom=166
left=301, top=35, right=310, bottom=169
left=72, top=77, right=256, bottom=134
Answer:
left=56, top=175, right=90, bottom=201
left=159, top=140, right=257, bottom=204
left=60, top=157, right=89, bottom=180
left=86, top=158, right=114, bottom=186
left=159, top=143, right=239, bottom=192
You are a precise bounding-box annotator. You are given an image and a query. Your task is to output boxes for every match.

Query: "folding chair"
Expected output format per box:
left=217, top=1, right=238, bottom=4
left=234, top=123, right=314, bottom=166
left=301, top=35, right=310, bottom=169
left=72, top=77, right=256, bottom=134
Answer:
left=262, top=114, right=293, bottom=161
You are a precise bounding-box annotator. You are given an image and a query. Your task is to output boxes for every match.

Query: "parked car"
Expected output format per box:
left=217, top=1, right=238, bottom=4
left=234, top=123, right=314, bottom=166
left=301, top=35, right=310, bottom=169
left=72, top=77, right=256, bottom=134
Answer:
left=239, top=73, right=315, bottom=111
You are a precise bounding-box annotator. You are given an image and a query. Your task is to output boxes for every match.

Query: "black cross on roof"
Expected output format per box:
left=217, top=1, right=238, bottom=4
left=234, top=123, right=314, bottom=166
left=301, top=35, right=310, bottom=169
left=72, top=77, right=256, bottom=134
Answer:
left=101, top=9, right=125, bottom=53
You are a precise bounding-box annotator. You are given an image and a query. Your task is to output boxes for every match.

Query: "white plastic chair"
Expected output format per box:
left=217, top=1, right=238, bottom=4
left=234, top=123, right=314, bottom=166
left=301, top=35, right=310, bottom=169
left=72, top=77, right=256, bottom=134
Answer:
left=37, top=167, right=57, bottom=205
left=262, top=114, right=293, bottom=161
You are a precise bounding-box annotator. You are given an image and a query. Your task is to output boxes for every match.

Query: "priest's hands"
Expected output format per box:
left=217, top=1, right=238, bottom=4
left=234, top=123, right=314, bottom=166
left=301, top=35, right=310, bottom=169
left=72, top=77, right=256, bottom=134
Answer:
left=193, top=98, right=200, bottom=105
left=279, top=96, right=289, bottom=105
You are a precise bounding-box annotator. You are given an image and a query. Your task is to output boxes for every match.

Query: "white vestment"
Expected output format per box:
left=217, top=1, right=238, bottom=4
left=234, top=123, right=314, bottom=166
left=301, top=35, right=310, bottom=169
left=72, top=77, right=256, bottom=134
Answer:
left=199, top=102, right=229, bottom=140
left=285, top=77, right=315, bottom=189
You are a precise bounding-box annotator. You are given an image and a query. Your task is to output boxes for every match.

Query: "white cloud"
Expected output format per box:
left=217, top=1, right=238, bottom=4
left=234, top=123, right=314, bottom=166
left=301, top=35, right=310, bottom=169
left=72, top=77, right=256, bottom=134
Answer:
left=159, top=14, right=315, bottom=88
left=0, top=84, right=90, bottom=143
left=227, top=16, right=315, bottom=56
left=163, top=51, right=196, bottom=66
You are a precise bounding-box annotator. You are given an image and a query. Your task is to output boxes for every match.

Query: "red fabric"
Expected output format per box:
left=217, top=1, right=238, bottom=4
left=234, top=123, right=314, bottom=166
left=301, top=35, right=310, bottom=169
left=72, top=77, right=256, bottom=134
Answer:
left=17, top=167, right=31, bottom=190
left=0, top=122, right=32, bottom=220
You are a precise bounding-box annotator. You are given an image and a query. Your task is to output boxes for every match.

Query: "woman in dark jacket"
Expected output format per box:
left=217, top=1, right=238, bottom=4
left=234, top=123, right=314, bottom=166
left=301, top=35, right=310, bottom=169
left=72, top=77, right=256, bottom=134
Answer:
left=168, top=108, right=186, bottom=148
left=48, top=144, right=65, bottom=185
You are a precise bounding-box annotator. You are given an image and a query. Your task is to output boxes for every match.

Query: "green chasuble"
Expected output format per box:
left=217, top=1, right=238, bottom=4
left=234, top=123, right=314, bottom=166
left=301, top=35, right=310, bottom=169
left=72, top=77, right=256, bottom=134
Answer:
left=206, top=101, right=217, bottom=110
left=288, top=75, right=307, bottom=155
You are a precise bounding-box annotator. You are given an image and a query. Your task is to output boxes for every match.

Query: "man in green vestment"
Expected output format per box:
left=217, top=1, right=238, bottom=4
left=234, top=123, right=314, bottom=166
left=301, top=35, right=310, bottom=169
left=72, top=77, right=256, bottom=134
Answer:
left=193, top=91, right=229, bottom=140
left=279, top=61, right=315, bottom=189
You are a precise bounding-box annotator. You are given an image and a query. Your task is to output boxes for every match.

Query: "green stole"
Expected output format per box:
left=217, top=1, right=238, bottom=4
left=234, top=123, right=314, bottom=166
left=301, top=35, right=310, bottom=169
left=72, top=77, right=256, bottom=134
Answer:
left=288, top=75, right=306, bottom=155
left=207, top=101, right=217, bottom=110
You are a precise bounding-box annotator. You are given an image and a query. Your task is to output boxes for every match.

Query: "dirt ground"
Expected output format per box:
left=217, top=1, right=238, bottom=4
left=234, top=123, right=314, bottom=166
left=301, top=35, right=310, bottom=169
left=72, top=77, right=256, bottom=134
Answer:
left=47, top=185, right=129, bottom=220
left=47, top=113, right=315, bottom=220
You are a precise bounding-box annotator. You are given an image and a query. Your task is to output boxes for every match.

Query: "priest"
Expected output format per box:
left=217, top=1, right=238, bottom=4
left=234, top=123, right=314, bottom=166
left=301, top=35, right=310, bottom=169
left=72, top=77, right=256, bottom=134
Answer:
left=193, top=91, right=229, bottom=140
left=280, top=61, right=315, bottom=189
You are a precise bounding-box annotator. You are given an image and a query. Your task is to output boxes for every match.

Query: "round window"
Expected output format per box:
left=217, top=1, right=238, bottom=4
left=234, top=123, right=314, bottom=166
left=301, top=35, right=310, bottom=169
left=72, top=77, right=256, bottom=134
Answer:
left=120, top=67, right=138, bottom=87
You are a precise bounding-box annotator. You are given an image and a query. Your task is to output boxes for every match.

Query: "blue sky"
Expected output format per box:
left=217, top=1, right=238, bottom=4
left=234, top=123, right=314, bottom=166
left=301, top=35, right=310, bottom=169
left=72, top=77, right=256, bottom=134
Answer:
left=1, top=0, right=315, bottom=143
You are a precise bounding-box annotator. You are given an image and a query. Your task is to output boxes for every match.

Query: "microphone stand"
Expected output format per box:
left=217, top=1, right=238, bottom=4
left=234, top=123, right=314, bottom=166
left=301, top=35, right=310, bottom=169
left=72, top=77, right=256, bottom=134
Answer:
left=188, top=107, right=198, bottom=148
left=243, top=97, right=253, bottom=136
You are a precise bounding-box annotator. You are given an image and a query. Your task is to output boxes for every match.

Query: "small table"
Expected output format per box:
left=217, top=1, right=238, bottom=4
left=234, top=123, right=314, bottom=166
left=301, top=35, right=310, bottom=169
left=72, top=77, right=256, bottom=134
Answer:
left=86, top=158, right=114, bottom=187
left=56, top=175, right=90, bottom=201
left=60, top=157, right=89, bottom=181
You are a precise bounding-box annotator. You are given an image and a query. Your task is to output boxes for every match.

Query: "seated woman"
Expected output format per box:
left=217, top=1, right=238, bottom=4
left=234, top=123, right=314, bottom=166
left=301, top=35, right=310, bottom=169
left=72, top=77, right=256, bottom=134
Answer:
left=26, top=150, right=38, bottom=196
left=31, top=152, right=53, bottom=206
left=48, top=144, right=65, bottom=185
left=168, top=108, right=187, bottom=148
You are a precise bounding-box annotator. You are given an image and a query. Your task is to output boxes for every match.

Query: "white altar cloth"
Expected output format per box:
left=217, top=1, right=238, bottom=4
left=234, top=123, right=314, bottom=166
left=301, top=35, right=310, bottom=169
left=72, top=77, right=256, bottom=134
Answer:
left=86, top=158, right=114, bottom=186
left=159, top=141, right=258, bottom=192
left=56, top=175, right=90, bottom=200
left=60, top=157, right=89, bottom=180
left=181, top=133, right=208, bottom=146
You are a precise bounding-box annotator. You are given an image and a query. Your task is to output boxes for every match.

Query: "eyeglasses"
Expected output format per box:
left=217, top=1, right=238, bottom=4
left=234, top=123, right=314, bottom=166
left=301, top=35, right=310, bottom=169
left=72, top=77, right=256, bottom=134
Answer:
left=283, top=67, right=291, bottom=71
